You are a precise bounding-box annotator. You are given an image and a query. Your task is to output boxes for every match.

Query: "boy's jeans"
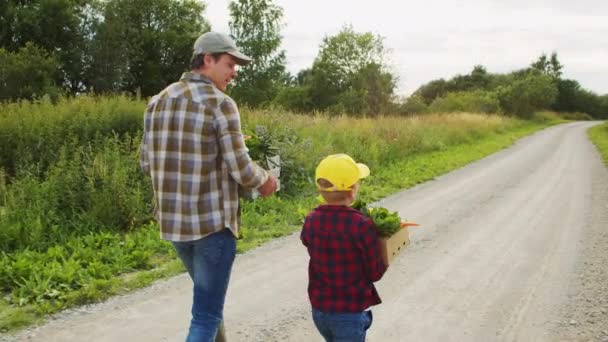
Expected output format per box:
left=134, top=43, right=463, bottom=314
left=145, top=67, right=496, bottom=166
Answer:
left=312, top=308, right=373, bottom=342
left=173, top=228, right=236, bottom=342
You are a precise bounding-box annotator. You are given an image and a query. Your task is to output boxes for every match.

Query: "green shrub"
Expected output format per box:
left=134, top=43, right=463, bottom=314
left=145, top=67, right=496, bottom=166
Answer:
left=399, top=95, right=428, bottom=115
left=0, top=95, right=143, bottom=179
left=560, top=112, right=593, bottom=120
left=428, top=90, right=501, bottom=114
left=497, top=72, right=558, bottom=118
left=273, top=86, right=313, bottom=113
left=0, top=134, right=152, bottom=253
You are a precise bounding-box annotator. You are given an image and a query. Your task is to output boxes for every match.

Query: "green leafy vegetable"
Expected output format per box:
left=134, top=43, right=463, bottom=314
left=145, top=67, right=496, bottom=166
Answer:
left=352, top=199, right=403, bottom=237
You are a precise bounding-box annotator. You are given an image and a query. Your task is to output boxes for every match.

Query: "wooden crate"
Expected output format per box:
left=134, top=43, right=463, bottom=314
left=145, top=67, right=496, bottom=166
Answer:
left=379, top=227, right=409, bottom=266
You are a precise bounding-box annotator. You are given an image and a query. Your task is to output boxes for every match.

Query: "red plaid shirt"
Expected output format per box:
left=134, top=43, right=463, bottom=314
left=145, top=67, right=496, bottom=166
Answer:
left=301, top=204, right=387, bottom=313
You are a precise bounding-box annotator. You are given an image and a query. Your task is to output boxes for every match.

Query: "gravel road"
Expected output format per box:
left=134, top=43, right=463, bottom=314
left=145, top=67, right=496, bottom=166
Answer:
left=4, top=121, right=608, bottom=342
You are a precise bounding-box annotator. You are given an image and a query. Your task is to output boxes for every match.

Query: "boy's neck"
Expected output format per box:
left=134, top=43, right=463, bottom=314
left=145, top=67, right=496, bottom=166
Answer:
left=324, top=200, right=353, bottom=206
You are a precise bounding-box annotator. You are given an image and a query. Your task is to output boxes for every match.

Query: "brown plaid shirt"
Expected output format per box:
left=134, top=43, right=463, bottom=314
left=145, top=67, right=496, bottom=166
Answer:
left=140, top=72, right=268, bottom=241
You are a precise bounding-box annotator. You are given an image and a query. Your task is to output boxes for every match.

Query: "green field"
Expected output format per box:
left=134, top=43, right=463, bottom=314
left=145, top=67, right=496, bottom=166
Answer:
left=0, top=96, right=564, bottom=331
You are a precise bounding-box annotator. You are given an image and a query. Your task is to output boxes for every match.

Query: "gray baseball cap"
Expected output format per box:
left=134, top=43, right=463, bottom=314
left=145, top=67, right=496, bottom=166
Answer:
left=193, top=32, right=252, bottom=66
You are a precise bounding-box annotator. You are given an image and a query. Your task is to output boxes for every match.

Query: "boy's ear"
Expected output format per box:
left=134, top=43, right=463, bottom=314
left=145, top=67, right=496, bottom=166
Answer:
left=348, top=187, right=357, bottom=198
left=317, top=178, right=334, bottom=189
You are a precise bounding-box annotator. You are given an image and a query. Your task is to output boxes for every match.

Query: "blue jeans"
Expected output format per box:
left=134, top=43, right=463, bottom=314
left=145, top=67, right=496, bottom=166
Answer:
left=312, top=308, right=373, bottom=342
left=173, top=228, right=236, bottom=342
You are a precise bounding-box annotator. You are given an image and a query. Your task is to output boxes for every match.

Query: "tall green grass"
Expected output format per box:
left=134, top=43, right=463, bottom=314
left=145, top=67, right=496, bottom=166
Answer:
left=0, top=96, right=142, bottom=178
left=589, top=121, right=608, bottom=164
left=0, top=96, right=560, bottom=332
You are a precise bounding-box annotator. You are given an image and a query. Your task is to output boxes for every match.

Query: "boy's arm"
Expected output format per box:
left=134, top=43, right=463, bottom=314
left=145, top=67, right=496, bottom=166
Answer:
left=215, top=98, right=268, bottom=189
left=359, top=220, right=387, bottom=282
left=300, top=217, right=310, bottom=247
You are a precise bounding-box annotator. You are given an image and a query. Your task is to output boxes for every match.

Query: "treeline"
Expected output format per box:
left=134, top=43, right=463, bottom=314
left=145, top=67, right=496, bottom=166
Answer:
left=402, top=54, right=608, bottom=119
left=1, top=0, right=606, bottom=118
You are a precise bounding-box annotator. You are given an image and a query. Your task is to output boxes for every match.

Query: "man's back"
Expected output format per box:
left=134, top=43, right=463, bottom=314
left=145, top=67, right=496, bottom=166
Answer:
left=141, top=72, right=266, bottom=241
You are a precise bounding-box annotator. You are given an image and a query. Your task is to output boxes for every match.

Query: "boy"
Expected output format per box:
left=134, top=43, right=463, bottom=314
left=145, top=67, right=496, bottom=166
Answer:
left=301, top=153, right=388, bottom=342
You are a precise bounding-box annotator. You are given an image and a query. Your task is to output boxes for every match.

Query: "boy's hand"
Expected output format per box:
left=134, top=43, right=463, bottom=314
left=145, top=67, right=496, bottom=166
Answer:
left=257, top=175, right=278, bottom=197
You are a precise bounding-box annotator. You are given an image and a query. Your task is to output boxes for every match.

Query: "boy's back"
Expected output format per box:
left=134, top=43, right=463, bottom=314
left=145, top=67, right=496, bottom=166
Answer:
left=302, top=153, right=387, bottom=341
left=301, top=204, right=387, bottom=313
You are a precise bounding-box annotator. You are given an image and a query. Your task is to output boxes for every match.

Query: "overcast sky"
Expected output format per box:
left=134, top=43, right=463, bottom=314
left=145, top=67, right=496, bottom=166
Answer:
left=205, top=0, right=608, bottom=96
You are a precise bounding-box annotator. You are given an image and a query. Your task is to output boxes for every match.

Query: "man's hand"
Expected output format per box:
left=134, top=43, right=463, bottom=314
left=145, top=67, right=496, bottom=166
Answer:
left=257, top=175, right=278, bottom=197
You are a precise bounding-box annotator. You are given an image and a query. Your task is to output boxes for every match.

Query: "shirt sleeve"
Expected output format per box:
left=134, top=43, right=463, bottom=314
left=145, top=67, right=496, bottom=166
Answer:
left=300, top=217, right=310, bottom=247
left=140, top=117, right=151, bottom=176
left=214, top=97, right=268, bottom=189
left=358, top=219, right=388, bottom=282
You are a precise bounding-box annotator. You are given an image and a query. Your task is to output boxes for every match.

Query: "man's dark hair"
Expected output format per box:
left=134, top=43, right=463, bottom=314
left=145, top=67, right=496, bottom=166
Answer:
left=190, top=52, right=224, bottom=70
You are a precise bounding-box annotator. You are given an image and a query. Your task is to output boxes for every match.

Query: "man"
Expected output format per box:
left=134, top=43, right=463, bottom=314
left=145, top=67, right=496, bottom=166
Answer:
left=140, top=31, right=277, bottom=342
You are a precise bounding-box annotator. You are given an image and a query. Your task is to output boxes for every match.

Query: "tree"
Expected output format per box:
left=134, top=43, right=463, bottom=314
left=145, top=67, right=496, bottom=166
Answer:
left=412, top=79, right=449, bottom=104
left=570, top=89, right=607, bottom=119
left=308, top=25, right=395, bottom=112
left=90, top=0, right=209, bottom=96
left=549, top=52, right=563, bottom=79
left=552, top=78, right=582, bottom=112
left=601, top=95, right=608, bottom=119
left=229, top=0, right=287, bottom=107
left=497, top=73, right=558, bottom=117
left=0, top=0, right=99, bottom=93
left=448, top=65, right=492, bottom=92
left=349, top=62, right=396, bottom=115
left=399, top=95, right=428, bottom=115
left=531, top=52, right=562, bottom=79
left=274, top=85, right=313, bottom=112
left=413, top=65, right=494, bottom=105
left=0, top=43, right=61, bottom=101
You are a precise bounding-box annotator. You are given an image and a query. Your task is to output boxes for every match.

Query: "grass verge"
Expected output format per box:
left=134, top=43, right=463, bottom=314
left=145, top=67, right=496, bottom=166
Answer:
left=588, top=121, right=608, bottom=165
left=0, top=116, right=560, bottom=334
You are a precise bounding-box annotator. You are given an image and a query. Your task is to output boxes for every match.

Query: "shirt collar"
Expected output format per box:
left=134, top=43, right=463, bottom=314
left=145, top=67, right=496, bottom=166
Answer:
left=180, top=71, right=212, bottom=84
left=317, top=204, right=359, bottom=213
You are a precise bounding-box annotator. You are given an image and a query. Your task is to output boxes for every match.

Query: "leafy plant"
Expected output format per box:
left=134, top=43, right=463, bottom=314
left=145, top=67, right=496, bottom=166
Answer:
left=243, top=125, right=279, bottom=169
left=351, top=199, right=402, bottom=237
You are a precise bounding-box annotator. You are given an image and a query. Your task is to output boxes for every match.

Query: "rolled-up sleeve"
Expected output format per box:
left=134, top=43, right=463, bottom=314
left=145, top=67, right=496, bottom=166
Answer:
left=360, top=221, right=388, bottom=282
left=140, top=122, right=151, bottom=176
left=215, top=98, right=267, bottom=189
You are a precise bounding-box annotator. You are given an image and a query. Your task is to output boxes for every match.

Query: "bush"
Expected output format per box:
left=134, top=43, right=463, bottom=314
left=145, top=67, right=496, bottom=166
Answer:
left=0, top=95, right=143, bottom=179
left=428, top=90, right=501, bottom=114
left=497, top=72, right=557, bottom=118
left=531, top=111, right=561, bottom=123
left=0, top=134, right=152, bottom=253
left=560, top=112, right=593, bottom=121
left=399, top=95, right=428, bottom=115
left=273, top=86, right=313, bottom=113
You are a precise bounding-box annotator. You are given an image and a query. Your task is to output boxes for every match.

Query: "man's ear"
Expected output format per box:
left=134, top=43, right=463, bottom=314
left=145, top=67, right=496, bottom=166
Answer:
left=202, top=53, right=215, bottom=66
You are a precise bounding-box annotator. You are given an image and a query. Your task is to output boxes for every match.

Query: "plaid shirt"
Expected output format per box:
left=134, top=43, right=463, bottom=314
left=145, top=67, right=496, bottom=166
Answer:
left=301, top=205, right=387, bottom=313
left=140, top=72, right=268, bottom=241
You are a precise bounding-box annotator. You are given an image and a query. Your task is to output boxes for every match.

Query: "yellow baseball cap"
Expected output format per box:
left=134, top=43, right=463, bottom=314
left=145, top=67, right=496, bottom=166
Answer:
left=315, top=154, right=370, bottom=192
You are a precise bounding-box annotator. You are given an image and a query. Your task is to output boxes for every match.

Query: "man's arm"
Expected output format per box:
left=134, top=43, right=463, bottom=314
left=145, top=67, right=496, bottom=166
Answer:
left=215, top=98, right=274, bottom=193
left=140, top=120, right=151, bottom=177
